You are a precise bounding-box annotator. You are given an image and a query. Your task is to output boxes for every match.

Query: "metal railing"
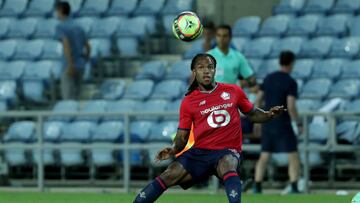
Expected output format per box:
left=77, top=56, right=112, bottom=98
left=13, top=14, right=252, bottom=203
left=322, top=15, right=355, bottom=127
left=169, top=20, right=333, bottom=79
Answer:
left=0, top=111, right=359, bottom=193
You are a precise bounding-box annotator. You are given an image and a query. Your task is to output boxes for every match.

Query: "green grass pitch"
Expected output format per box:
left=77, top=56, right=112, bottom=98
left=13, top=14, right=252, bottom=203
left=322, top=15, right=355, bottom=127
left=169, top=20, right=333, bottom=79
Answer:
left=0, top=191, right=353, bottom=203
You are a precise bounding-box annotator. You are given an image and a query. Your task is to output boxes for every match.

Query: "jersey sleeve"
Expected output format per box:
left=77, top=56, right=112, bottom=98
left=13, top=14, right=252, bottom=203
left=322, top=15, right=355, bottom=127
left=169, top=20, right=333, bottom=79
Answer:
left=178, top=98, right=192, bottom=130
left=287, top=79, right=298, bottom=98
left=235, top=85, right=254, bottom=114
left=237, top=52, right=254, bottom=79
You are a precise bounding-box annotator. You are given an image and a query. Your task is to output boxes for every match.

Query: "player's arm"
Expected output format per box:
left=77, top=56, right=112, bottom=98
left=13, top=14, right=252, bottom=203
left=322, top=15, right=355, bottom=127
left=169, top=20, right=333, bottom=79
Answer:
left=156, top=130, right=190, bottom=161
left=246, top=106, right=285, bottom=123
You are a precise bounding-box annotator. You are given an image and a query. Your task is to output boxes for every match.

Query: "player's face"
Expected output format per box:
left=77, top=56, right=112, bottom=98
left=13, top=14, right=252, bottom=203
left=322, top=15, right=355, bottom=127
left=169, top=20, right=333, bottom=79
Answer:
left=216, top=28, right=231, bottom=49
left=193, top=56, right=216, bottom=87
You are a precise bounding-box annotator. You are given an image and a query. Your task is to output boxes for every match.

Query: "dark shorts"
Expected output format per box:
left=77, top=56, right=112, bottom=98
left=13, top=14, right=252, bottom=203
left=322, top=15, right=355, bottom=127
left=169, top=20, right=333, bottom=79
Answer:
left=261, top=127, right=298, bottom=153
left=175, top=148, right=241, bottom=190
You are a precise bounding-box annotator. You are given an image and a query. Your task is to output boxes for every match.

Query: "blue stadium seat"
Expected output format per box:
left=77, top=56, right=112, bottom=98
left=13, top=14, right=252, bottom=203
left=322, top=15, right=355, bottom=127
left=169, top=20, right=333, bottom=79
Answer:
left=92, top=121, right=123, bottom=142
left=40, top=60, right=62, bottom=80
left=0, top=39, right=17, bottom=60
left=118, top=150, right=144, bottom=166
left=336, top=121, right=359, bottom=143
left=258, top=15, right=292, bottom=37
left=89, top=38, right=111, bottom=61
left=50, top=100, right=79, bottom=122
left=116, top=37, right=139, bottom=56
left=300, top=78, right=332, bottom=99
left=41, top=40, right=63, bottom=60
left=130, top=121, right=154, bottom=143
left=0, top=100, right=7, bottom=112
left=13, top=40, right=44, bottom=60
left=24, top=0, right=55, bottom=17
left=137, top=99, right=169, bottom=121
left=63, top=0, right=83, bottom=16
left=43, top=121, right=65, bottom=142
left=274, top=0, right=305, bottom=15
left=4, top=149, right=27, bottom=166
left=136, top=60, right=167, bottom=81
left=329, top=37, right=360, bottom=58
left=232, top=16, right=261, bottom=37
left=331, top=0, right=360, bottom=14
left=243, top=37, right=276, bottom=59
left=134, top=0, right=165, bottom=16
left=296, top=99, right=322, bottom=113
left=0, top=61, right=26, bottom=81
left=78, top=0, right=109, bottom=16
left=123, top=80, right=154, bottom=100
left=0, top=80, right=17, bottom=104
left=33, top=18, right=59, bottom=38
left=0, top=0, right=28, bottom=17
left=300, top=37, right=334, bottom=58
left=291, top=59, right=314, bottom=79
left=341, top=60, right=360, bottom=79
left=104, top=99, right=140, bottom=121
left=74, top=17, right=96, bottom=35
left=162, top=14, right=177, bottom=35
left=32, top=149, right=55, bottom=165
left=6, top=18, right=39, bottom=38
left=248, top=58, right=263, bottom=73
left=343, top=99, right=360, bottom=112
left=165, top=99, right=181, bottom=120
left=61, top=121, right=95, bottom=142
left=183, top=39, right=205, bottom=59
left=148, top=121, right=178, bottom=142
left=165, top=60, right=192, bottom=81
left=349, top=17, right=360, bottom=36
left=91, top=149, right=116, bottom=166
left=302, top=0, right=335, bottom=14
left=100, top=79, right=126, bottom=100
left=106, top=0, right=138, bottom=16
left=311, top=59, right=345, bottom=80
left=256, top=59, right=279, bottom=79
left=161, top=0, right=194, bottom=14
left=151, top=80, right=186, bottom=100
left=328, top=79, right=360, bottom=99
left=287, top=14, right=322, bottom=37
left=296, top=79, right=303, bottom=94
left=77, top=100, right=108, bottom=122
left=3, top=121, right=36, bottom=142
left=7, top=18, right=39, bottom=38
left=116, top=16, right=156, bottom=38
left=270, top=37, right=305, bottom=58
left=0, top=18, right=14, bottom=38
left=59, top=148, right=84, bottom=166
left=232, top=37, right=249, bottom=52
left=89, top=17, right=122, bottom=38
left=309, top=121, right=330, bottom=142
left=22, top=61, right=52, bottom=102
left=316, top=14, right=351, bottom=37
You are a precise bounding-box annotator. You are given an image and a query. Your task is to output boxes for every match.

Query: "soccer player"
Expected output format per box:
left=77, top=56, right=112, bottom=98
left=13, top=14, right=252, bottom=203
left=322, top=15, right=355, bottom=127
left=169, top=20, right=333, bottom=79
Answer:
left=253, top=51, right=302, bottom=194
left=133, top=53, right=286, bottom=203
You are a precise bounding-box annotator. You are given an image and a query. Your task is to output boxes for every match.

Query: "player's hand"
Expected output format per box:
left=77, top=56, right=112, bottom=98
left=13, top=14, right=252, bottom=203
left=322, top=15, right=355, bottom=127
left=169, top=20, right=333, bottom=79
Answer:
left=156, top=147, right=175, bottom=162
left=268, top=105, right=286, bottom=118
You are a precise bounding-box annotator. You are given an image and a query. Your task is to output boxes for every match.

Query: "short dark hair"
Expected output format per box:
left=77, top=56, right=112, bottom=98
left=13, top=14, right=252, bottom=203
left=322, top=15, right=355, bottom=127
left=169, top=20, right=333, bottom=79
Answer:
left=56, top=1, right=71, bottom=16
left=279, top=51, right=295, bottom=66
left=216, top=24, right=232, bottom=37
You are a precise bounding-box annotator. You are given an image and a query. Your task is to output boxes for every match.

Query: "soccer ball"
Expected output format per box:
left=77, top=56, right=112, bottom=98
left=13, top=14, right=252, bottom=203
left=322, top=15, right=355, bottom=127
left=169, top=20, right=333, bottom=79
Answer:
left=172, top=11, right=203, bottom=42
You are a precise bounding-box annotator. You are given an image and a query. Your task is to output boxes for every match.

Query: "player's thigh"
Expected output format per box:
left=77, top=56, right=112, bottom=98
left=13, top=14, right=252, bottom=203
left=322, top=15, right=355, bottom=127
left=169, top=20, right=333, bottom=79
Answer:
left=288, top=152, right=300, bottom=163
left=159, top=161, right=189, bottom=187
left=258, top=152, right=271, bottom=163
left=216, top=154, right=239, bottom=178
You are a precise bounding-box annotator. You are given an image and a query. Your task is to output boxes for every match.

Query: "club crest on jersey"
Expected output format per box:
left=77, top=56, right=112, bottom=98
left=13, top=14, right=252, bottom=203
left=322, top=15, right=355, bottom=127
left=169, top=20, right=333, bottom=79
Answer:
left=221, top=92, right=230, bottom=100
left=199, top=100, right=206, bottom=106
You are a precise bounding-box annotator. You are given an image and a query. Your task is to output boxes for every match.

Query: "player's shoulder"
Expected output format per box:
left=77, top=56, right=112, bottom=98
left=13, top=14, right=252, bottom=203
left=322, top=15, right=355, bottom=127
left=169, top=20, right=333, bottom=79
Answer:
left=230, top=48, right=246, bottom=58
left=218, top=83, right=244, bottom=94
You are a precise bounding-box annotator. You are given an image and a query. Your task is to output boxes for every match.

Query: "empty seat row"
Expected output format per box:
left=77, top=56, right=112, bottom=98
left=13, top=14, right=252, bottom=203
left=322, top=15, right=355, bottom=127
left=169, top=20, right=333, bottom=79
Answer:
left=232, top=36, right=360, bottom=59
left=274, top=0, right=360, bottom=15
left=0, top=0, right=193, bottom=17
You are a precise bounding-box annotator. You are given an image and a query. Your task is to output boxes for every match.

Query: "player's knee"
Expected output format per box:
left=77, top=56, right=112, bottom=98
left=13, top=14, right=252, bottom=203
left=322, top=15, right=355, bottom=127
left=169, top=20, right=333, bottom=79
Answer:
left=159, top=165, right=186, bottom=187
left=217, top=155, right=238, bottom=178
left=259, top=154, right=270, bottom=163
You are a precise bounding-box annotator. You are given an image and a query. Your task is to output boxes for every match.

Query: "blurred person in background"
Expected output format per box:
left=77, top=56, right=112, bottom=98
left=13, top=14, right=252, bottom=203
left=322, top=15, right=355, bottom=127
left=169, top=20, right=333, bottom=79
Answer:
left=55, top=1, right=91, bottom=99
left=253, top=51, right=302, bottom=194
left=201, top=19, right=216, bottom=52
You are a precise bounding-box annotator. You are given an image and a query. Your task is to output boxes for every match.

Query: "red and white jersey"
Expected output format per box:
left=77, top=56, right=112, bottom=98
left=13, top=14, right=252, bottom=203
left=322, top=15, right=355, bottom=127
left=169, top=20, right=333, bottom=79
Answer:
left=178, top=83, right=254, bottom=152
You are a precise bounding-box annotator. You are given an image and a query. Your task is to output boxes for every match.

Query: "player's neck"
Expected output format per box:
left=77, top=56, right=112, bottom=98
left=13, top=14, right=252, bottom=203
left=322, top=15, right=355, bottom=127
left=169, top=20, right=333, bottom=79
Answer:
left=198, top=82, right=217, bottom=92
left=280, top=66, right=291, bottom=74
left=219, top=47, right=229, bottom=55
